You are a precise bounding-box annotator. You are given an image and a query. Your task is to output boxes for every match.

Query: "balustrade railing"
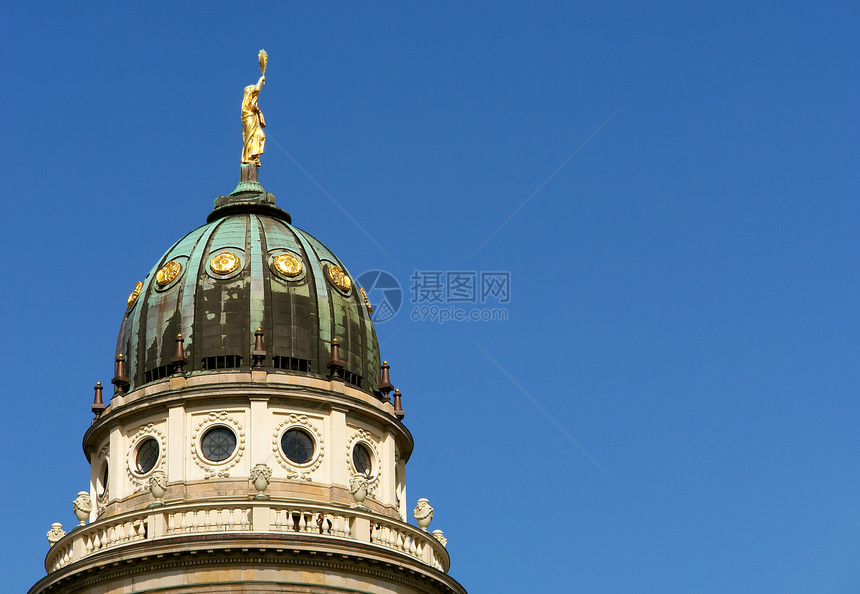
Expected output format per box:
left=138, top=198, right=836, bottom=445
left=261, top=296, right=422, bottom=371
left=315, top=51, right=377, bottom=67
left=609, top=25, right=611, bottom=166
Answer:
left=371, top=516, right=444, bottom=571
left=167, top=507, right=251, bottom=534
left=47, top=544, right=73, bottom=573
left=270, top=507, right=353, bottom=538
left=46, top=501, right=448, bottom=575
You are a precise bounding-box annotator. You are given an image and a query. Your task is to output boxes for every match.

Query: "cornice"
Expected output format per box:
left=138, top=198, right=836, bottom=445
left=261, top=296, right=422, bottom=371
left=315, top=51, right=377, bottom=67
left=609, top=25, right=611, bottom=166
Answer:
left=83, top=374, right=414, bottom=461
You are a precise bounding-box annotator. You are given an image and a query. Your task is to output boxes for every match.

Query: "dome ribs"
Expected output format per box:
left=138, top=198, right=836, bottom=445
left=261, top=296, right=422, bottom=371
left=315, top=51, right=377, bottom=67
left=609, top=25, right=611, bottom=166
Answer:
left=264, top=217, right=318, bottom=373
left=129, top=223, right=217, bottom=388
left=121, top=213, right=382, bottom=393
left=195, top=215, right=249, bottom=368
left=248, top=215, right=266, bottom=360
left=289, top=226, right=333, bottom=379
left=172, top=223, right=221, bottom=380
left=296, top=228, right=370, bottom=390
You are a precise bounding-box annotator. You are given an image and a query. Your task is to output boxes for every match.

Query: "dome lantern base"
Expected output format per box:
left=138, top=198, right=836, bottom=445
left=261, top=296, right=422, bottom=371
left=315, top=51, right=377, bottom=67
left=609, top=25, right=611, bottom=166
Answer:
left=209, top=163, right=291, bottom=223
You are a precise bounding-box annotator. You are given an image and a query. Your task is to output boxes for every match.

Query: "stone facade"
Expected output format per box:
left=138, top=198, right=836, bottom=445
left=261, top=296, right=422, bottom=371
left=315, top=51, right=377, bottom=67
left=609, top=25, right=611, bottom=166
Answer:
left=31, top=102, right=464, bottom=593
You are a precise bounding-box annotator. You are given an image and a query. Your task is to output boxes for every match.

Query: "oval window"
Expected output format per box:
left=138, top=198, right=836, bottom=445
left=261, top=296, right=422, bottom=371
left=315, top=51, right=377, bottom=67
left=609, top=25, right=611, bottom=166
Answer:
left=135, top=438, right=159, bottom=474
left=97, top=461, right=109, bottom=498
left=352, top=443, right=372, bottom=476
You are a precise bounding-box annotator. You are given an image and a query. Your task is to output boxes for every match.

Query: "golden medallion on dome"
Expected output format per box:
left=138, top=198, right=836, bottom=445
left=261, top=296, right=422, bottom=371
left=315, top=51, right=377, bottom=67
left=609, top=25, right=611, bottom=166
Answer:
left=127, top=281, right=143, bottom=307
left=360, top=287, right=374, bottom=314
left=156, top=261, right=182, bottom=286
left=210, top=251, right=241, bottom=275
left=327, top=265, right=352, bottom=292
left=272, top=253, right=303, bottom=277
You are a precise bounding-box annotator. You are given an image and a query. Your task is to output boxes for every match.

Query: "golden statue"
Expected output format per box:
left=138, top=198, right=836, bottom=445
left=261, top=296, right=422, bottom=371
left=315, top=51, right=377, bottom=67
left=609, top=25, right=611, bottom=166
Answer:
left=242, top=50, right=268, bottom=166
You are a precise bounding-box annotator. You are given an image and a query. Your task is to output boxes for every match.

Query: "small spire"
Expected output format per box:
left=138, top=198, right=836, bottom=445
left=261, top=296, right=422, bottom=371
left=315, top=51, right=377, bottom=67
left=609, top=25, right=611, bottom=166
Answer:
left=111, top=353, right=130, bottom=395
left=327, top=338, right=344, bottom=381
left=377, top=360, right=393, bottom=403
left=393, top=388, right=405, bottom=420
left=171, top=333, right=187, bottom=376
left=92, top=382, right=105, bottom=418
left=252, top=327, right=266, bottom=368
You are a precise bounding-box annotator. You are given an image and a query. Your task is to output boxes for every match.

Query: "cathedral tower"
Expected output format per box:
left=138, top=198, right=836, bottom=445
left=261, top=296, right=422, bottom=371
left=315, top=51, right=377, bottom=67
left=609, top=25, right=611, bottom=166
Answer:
left=30, top=56, right=466, bottom=594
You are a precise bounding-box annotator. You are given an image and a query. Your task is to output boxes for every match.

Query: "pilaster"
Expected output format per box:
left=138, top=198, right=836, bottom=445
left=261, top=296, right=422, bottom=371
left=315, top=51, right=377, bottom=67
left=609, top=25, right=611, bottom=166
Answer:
left=167, top=404, right=184, bottom=481
left=330, top=407, right=348, bottom=487
left=381, top=430, right=396, bottom=507
left=249, top=396, right=270, bottom=467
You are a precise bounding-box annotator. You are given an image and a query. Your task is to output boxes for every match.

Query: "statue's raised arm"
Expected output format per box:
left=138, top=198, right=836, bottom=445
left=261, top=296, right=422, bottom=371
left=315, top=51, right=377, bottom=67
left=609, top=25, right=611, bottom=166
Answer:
left=241, top=50, right=268, bottom=167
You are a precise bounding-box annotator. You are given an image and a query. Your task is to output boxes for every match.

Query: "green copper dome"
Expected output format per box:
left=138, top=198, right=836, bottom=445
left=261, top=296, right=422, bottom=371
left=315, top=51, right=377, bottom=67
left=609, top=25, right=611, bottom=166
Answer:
left=116, top=188, right=380, bottom=394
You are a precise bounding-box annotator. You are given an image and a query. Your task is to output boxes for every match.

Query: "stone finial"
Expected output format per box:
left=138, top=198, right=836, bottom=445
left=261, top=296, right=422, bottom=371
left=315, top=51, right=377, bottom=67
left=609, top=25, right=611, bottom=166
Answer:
left=327, top=338, right=344, bottom=381
left=149, top=471, right=168, bottom=507
left=170, top=334, right=187, bottom=376
left=73, top=492, right=92, bottom=526
left=393, top=388, right=405, bottom=420
left=413, top=498, right=433, bottom=531
left=252, top=327, right=266, bottom=368
left=349, top=473, right=369, bottom=509
left=111, top=353, right=130, bottom=395
left=46, top=522, right=66, bottom=547
left=91, top=382, right=105, bottom=418
left=250, top=463, right=272, bottom=500
left=432, top=529, right=447, bottom=547
left=377, top=360, right=393, bottom=403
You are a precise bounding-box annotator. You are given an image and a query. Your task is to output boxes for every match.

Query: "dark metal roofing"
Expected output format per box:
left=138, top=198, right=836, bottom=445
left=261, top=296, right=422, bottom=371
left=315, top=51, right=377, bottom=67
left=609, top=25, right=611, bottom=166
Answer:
left=116, top=210, right=380, bottom=393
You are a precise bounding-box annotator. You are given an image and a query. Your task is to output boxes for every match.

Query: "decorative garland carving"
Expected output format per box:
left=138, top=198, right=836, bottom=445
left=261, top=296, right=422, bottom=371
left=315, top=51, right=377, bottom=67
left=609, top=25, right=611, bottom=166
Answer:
left=190, top=411, right=246, bottom=478
left=126, top=423, right=167, bottom=492
left=345, top=429, right=381, bottom=495
left=272, top=414, right=324, bottom=481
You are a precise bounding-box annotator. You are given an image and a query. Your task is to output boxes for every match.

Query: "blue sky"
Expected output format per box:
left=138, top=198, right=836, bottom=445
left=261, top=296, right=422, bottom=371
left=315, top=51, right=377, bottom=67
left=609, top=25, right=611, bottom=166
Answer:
left=2, top=2, right=859, bottom=592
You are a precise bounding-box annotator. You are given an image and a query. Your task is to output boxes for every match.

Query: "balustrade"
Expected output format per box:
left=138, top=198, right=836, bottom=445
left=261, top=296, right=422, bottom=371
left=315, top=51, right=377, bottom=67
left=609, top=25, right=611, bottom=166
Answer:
left=45, top=501, right=448, bottom=574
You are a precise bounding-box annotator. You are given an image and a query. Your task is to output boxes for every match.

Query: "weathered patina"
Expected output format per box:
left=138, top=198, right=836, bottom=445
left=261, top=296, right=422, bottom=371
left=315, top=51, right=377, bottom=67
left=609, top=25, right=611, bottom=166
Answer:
left=116, top=183, right=380, bottom=393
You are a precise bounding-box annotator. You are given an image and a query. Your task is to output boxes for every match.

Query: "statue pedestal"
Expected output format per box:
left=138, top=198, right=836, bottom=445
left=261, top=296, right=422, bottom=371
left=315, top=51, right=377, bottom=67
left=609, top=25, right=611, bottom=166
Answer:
left=207, top=163, right=291, bottom=224
left=231, top=163, right=265, bottom=195
left=241, top=163, right=259, bottom=182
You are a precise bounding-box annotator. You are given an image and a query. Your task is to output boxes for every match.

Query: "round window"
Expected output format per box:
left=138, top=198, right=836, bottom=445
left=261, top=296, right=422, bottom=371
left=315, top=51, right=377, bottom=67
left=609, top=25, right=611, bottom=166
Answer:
left=135, top=438, right=159, bottom=474
left=201, top=427, right=237, bottom=462
left=352, top=443, right=372, bottom=476
left=281, top=429, right=314, bottom=464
